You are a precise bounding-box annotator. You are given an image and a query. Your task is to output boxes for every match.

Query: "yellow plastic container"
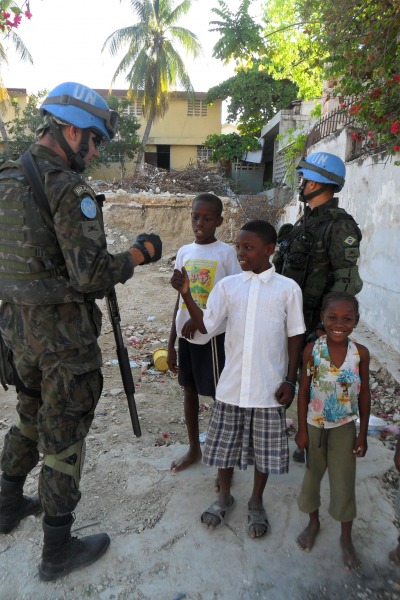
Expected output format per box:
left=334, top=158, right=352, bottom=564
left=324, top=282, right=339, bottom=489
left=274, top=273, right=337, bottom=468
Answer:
left=153, top=348, right=168, bottom=371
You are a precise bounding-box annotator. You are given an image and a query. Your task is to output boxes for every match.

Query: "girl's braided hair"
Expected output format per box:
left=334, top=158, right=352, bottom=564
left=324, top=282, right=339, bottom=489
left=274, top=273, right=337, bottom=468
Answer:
left=321, top=291, right=359, bottom=318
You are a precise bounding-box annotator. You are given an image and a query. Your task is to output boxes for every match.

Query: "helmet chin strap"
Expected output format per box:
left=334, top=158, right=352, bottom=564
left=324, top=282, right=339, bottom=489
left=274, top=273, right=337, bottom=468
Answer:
left=300, top=184, right=331, bottom=203
left=49, top=124, right=90, bottom=173
left=299, top=183, right=332, bottom=236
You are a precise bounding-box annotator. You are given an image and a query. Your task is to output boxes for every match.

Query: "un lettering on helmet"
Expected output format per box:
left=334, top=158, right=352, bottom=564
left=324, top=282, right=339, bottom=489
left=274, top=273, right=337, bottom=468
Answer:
left=73, top=84, right=99, bottom=107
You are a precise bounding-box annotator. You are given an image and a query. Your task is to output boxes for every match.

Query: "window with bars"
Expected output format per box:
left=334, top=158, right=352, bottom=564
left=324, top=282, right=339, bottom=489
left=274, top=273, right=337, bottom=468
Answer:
left=197, top=145, right=213, bottom=162
left=188, top=99, right=208, bottom=117
left=122, top=102, right=143, bottom=117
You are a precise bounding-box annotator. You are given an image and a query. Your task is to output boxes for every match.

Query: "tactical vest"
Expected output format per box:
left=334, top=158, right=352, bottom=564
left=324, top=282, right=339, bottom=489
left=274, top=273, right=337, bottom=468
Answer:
left=0, top=157, right=83, bottom=304
left=274, top=206, right=361, bottom=310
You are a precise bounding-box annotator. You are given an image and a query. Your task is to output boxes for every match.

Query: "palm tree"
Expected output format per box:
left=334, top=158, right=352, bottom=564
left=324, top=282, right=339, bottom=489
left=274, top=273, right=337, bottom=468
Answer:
left=103, top=0, right=201, bottom=171
left=0, top=34, right=33, bottom=156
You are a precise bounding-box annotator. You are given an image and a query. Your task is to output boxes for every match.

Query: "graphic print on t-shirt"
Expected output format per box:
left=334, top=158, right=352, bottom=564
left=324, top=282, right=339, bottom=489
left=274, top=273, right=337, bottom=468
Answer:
left=182, top=258, right=217, bottom=309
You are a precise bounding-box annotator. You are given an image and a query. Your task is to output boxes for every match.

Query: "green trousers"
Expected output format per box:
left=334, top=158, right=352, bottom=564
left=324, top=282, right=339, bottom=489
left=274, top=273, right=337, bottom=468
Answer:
left=297, top=421, right=357, bottom=522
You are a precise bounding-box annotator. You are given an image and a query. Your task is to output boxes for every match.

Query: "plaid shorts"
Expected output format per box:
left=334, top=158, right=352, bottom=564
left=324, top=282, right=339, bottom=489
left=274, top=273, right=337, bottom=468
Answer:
left=202, top=400, right=289, bottom=474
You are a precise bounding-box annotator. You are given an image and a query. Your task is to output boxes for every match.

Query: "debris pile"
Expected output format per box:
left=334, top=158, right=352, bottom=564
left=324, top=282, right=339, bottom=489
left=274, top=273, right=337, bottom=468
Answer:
left=94, top=162, right=230, bottom=196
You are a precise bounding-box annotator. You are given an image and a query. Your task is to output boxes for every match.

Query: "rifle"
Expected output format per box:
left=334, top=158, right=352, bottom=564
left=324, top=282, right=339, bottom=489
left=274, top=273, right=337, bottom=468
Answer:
left=94, top=193, right=141, bottom=437
left=106, top=286, right=141, bottom=437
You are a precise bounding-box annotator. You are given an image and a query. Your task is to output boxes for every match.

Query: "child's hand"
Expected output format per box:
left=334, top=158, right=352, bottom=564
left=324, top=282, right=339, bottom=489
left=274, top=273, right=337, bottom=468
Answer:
left=295, top=430, right=309, bottom=451
left=353, top=433, right=368, bottom=457
left=181, top=318, right=198, bottom=340
left=275, top=381, right=296, bottom=407
left=167, top=347, right=178, bottom=374
left=170, top=267, right=189, bottom=294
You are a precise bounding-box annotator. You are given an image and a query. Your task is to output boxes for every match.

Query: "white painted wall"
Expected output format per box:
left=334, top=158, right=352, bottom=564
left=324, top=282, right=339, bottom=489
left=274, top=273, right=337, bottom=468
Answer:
left=278, top=129, right=400, bottom=354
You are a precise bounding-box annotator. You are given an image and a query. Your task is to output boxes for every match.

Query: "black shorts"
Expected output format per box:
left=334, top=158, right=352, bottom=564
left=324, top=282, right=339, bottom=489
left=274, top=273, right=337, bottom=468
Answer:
left=178, top=333, right=225, bottom=397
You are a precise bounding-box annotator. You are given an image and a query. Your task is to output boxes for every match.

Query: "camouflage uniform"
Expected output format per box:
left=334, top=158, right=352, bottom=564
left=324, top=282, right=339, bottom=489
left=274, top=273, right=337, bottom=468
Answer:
left=0, top=144, right=134, bottom=516
left=273, top=197, right=362, bottom=335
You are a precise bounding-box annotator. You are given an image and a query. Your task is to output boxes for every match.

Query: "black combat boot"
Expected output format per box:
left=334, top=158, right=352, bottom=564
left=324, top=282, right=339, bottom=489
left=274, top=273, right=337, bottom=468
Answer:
left=0, top=474, right=42, bottom=534
left=38, top=516, right=110, bottom=582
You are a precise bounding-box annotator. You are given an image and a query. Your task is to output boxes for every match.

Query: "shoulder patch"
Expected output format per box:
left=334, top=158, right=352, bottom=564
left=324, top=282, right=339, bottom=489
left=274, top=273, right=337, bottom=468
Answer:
left=81, top=221, right=102, bottom=240
left=80, top=196, right=97, bottom=219
left=343, top=235, right=358, bottom=247
left=344, top=247, right=360, bottom=260
left=73, top=183, right=95, bottom=198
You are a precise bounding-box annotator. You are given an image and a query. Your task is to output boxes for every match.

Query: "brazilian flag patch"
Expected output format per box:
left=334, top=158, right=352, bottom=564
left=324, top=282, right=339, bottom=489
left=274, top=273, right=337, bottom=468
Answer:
left=343, top=235, right=357, bottom=246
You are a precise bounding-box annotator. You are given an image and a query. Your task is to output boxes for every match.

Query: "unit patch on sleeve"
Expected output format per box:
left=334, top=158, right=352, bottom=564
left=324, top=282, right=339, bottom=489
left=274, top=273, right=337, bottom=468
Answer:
left=80, top=196, right=97, bottom=219
left=81, top=221, right=102, bottom=240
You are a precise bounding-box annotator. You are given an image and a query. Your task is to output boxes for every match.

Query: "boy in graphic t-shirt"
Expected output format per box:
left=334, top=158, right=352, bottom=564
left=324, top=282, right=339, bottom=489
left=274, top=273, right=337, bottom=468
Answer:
left=167, top=193, right=241, bottom=473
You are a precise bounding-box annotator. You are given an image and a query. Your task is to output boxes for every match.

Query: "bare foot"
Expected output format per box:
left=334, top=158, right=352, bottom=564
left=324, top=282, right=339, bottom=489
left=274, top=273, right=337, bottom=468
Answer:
left=296, top=521, right=320, bottom=551
left=170, top=449, right=201, bottom=473
left=201, top=495, right=235, bottom=530
left=389, top=545, right=400, bottom=566
left=340, top=537, right=361, bottom=571
left=247, top=505, right=269, bottom=539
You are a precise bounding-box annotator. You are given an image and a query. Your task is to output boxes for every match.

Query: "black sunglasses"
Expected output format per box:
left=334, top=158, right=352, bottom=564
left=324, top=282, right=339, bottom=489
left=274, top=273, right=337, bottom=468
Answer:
left=91, top=132, right=104, bottom=149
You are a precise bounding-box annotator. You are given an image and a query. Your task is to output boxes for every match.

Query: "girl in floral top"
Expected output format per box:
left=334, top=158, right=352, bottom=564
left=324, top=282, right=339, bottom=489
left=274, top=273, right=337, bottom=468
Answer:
left=295, top=291, right=370, bottom=571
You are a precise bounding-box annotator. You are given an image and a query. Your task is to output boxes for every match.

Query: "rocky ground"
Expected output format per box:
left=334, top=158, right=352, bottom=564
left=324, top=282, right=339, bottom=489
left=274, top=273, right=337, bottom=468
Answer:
left=0, top=181, right=400, bottom=599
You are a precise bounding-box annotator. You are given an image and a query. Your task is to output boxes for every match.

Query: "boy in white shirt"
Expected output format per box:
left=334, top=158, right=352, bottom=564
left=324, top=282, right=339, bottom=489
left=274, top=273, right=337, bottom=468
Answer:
left=167, top=193, right=241, bottom=473
left=171, top=220, right=305, bottom=538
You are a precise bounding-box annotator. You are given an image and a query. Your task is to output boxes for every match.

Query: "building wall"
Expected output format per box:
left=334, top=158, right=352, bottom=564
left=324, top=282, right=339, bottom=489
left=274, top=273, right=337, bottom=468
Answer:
left=278, top=129, right=400, bottom=354
left=171, top=145, right=197, bottom=169
left=143, top=95, right=221, bottom=146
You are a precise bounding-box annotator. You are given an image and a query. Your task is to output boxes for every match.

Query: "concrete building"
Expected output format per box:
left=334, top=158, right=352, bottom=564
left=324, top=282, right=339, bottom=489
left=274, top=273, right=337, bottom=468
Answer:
left=95, top=89, right=222, bottom=175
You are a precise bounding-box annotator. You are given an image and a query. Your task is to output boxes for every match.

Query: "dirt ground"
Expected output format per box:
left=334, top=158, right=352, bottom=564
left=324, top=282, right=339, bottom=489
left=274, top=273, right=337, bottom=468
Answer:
left=1, top=192, right=400, bottom=599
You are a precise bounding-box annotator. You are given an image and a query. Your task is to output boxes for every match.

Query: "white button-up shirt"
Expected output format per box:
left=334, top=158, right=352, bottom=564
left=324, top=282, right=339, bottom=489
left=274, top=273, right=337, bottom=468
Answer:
left=203, top=265, right=305, bottom=408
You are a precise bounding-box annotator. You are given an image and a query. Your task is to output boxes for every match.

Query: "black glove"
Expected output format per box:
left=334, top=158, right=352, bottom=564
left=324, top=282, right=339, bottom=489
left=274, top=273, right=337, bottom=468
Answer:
left=131, top=233, right=162, bottom=264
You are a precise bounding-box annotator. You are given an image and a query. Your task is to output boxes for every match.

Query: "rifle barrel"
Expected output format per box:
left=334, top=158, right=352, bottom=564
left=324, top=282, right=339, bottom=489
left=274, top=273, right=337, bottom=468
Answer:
left=106, top=290, right=141, bottom=437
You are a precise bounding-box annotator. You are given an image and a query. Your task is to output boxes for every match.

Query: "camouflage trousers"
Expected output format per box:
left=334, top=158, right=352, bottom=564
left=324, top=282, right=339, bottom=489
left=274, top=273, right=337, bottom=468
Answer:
left=0, top=301, right=103, bottom=516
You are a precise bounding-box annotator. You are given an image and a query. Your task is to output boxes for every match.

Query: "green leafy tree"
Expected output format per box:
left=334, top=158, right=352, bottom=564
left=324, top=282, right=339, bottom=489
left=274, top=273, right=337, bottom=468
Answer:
left=262, top=0, right=400, bottom=155
left=103, top=0, right=201, bottom=171
left=262, top=0, right=324, bottom=100
left=210, top=0, right=263, bottom=63
left=204, top=132, right=260, bottom=162
left=2, top=89, right=46, bottom=159
left=206, top=61, right=298, bottom=137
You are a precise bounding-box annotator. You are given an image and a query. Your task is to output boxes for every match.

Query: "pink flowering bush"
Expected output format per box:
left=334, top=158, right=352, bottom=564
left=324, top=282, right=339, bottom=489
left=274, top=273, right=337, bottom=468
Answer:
left=300, top=0, right=400, bottom=158
left=0, top=0, right=31, bottom=32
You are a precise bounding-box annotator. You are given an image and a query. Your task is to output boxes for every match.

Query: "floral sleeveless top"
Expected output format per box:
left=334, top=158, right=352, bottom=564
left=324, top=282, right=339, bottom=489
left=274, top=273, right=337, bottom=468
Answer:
left=306, top=335, right=360, bottom=429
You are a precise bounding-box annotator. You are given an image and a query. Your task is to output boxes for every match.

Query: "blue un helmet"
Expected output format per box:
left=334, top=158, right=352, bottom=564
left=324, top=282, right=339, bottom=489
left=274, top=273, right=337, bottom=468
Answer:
left=40, top=82, right=119, bottom=172
left=297, top=152, right=346, bottom=192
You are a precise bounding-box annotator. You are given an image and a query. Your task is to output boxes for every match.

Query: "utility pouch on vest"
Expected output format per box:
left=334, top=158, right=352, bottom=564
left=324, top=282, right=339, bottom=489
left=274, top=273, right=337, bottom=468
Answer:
left=0, top=331, right=15, bottom=390
left=281, top=231, right=315, bottom=288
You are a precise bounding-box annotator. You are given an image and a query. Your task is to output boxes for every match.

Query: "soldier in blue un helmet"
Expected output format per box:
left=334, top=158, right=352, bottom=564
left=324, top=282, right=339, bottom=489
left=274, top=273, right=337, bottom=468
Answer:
left=0, top=82, right=162, bottom=581
left=273, top=152, right=363, bottom=463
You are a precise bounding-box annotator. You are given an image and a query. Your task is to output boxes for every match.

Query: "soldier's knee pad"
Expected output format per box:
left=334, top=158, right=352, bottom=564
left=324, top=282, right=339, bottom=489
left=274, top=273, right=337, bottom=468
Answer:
left=17, top=421, right=39, bottom=442
left=43, top=440, right=86, bottom=488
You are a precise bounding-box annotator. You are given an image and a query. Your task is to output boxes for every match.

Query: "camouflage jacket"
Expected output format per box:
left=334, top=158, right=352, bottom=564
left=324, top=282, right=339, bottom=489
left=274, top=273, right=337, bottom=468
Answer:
left=273, top=197, right=363, bottom=330
left=0, top=144, right=134, bottom=305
